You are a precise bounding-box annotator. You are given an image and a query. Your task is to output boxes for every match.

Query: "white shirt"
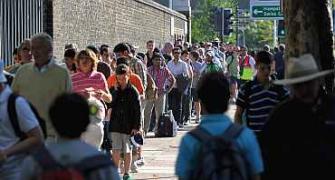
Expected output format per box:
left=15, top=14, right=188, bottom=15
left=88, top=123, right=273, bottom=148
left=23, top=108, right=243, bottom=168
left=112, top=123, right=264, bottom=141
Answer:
left=167, top=59, right=189, bottom=88
left=0, top=85, right=39, bottom=150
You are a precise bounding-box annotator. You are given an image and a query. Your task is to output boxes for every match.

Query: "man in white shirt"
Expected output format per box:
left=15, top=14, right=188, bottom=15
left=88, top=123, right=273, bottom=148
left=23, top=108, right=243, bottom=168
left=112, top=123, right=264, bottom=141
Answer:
left=167, top=47, right=190, bottom=128
left=0, top=61, right=43, bottom=180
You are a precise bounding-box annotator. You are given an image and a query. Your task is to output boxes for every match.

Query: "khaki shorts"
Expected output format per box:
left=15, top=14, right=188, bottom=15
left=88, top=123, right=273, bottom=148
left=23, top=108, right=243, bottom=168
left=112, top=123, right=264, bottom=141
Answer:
left=111, top=132, right=132, bottom=154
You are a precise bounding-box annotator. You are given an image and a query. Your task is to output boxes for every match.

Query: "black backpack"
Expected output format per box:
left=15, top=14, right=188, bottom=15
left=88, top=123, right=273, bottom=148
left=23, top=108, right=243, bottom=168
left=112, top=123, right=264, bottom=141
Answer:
left=7, top=93, right=47, bottom=139
left=156, top=110, right=178, bottom=137
left=189, top=123, right=250, bottom=180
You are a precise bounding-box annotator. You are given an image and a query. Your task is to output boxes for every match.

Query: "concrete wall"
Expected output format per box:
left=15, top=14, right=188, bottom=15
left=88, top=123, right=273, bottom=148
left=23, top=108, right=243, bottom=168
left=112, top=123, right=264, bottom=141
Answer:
left=51, top=0, right=188, bottom=59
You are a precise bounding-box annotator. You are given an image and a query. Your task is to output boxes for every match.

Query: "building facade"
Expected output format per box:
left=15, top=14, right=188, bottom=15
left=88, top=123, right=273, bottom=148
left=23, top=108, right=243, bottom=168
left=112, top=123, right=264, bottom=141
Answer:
left=1, top=0, right=188, bottom=66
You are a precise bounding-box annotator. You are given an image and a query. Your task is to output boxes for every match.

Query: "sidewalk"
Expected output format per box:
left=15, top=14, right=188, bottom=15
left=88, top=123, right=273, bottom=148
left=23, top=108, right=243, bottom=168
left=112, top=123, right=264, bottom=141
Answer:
left=132, top=104, right=236, bottom=179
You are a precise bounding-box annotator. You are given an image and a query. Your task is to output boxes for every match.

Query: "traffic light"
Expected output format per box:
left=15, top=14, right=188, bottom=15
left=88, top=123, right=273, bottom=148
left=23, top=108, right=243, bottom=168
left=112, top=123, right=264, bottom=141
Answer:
left=223, top=8, right=233, bottom=35
left=278, top=19, right=285, bottom=37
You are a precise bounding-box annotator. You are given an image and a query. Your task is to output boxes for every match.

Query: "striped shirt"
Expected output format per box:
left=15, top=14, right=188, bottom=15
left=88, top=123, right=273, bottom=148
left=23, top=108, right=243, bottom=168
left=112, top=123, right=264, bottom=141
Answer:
left=148, top=66, right=174, bottom=95
left=236, top=79, right=289, bottom=134
left=71, top=71, right=108, bottom=94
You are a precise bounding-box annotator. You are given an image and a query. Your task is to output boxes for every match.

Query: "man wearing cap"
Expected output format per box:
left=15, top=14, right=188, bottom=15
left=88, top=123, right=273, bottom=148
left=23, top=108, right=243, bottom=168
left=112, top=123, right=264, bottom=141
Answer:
left=260, top=54, right=335, bottom=180
left=109, top=64, right=141, bottom=180
left=201, top=50, right=222, bottom=75
left=0, top=60, right=43, bottom=180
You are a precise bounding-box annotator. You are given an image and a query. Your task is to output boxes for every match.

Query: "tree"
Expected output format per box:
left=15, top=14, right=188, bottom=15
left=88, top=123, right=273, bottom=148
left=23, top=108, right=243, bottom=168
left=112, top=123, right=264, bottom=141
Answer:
left=191, top=0, right=274, bottom=49
left=191, top=0, right=237, bottom=43
left=284, top=0, right=334, bottom=92
left=244, top=20, right=274, bottom=50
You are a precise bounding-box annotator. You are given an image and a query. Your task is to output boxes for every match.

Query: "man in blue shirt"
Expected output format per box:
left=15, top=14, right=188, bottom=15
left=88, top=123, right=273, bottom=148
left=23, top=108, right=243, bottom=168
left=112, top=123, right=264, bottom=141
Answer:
left=175, top=72, right=263, bottom=180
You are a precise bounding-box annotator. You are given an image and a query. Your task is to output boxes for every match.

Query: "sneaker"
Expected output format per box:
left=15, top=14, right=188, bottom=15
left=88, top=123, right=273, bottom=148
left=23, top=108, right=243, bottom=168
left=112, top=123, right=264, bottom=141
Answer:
left=123, top=173, right=132, bottom=180
left=136, top=156, right=145, bottom=166
left=131, top=162, right=139, bottom=173
left=178, top=123, right=184, bottom=130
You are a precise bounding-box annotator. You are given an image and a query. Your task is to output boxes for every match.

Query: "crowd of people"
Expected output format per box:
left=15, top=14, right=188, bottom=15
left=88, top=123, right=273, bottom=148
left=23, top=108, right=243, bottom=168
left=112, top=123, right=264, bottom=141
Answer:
left=1, top=31, right=335, bottom=180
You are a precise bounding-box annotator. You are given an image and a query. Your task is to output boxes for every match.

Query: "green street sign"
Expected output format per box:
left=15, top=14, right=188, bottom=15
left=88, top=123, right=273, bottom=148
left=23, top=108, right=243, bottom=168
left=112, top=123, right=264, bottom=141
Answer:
left=251, top=5, right=283, bottom=19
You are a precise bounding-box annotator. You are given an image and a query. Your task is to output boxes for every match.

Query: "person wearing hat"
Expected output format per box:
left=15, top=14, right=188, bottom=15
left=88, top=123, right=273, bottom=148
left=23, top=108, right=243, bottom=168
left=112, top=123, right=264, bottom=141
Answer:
left=201, top=50, right=223, bottom=75
left=113, top=43, right=147, bottom=96
left=260, top=54, right=335, bottom=180
left=109, top=64, right=141, bottom=180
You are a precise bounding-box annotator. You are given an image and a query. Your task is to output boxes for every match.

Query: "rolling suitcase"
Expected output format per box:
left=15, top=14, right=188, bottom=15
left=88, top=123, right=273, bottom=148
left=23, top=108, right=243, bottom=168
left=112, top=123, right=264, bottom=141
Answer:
left=156, top=110, right=178, bottom=137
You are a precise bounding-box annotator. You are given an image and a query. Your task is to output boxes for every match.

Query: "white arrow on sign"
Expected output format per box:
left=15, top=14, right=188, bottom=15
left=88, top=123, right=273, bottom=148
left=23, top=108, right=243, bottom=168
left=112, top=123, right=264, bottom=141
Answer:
left=253, top=9, right=263, bottom=15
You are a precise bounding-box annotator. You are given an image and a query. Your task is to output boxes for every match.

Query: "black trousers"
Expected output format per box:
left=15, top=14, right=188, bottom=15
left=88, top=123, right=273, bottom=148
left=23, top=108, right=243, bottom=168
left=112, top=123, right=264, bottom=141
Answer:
left=168, top=88, right=183, bottom=124
left=182, top=89, right=192, bottom=123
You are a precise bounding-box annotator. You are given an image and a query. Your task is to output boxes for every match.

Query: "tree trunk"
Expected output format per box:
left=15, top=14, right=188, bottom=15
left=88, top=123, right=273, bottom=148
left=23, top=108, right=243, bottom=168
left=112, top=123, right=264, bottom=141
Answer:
left=284, top=0, right=334, bottom=93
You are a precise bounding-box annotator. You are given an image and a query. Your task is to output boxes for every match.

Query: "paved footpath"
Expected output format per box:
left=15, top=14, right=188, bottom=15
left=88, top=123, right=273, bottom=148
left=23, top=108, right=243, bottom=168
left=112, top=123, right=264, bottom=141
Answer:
left=132, top=104, right=236, bottom=180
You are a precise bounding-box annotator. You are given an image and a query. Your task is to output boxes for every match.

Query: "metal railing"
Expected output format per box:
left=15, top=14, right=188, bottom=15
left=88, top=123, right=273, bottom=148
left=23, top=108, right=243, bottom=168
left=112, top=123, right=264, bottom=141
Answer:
left=0, top=0, right=43, bottom=67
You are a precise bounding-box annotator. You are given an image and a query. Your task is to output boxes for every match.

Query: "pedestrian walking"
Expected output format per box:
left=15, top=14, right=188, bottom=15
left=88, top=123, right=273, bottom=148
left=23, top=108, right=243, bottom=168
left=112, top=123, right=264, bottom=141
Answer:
left=71, top=49, right=112, bottom=149
left=0, top=61, right=43, bottom=180
left=176, top=72, right=263, bottom=180
left=234, top=51, right=289, bottom=137
left=109, top=64, right=141, bottom=180
left=11, top=33, right=72, bottom=142
left=167, top=47, right=190, bottom=128
left=260, top=54, right=335, bottom=180
left=21, top=93, right=119, bottom=180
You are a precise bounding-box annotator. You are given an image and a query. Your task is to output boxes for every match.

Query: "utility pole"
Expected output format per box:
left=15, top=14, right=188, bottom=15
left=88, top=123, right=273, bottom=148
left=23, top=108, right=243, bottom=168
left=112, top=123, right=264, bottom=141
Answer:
left=236, top=6, right=239, bottom=46
left=273, top=20, right=278, bottom=47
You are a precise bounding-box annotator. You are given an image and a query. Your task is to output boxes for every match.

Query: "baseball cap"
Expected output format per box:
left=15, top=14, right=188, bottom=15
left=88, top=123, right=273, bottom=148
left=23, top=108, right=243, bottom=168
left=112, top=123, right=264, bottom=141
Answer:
left=130, top=134, right=144, bottom=147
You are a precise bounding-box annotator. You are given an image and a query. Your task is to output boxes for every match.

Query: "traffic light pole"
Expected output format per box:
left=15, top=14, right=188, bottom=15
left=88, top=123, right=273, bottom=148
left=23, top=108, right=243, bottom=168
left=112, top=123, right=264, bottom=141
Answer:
left=236, top=6, right=239, bottom=46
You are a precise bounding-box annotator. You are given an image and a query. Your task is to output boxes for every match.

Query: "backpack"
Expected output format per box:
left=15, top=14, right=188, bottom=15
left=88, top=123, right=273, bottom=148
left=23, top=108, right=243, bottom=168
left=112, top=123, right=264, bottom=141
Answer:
left=32, top=145, right=114, bottom=180
left=156, top=110, right=178, bottom=137
left=7, top=93, right=47, bottom=139
left=189, top=123, right=250, bottom=180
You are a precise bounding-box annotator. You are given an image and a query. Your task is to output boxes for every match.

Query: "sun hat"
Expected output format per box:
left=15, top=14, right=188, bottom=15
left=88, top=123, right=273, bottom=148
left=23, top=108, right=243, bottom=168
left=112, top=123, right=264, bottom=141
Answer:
left=274, top=54, right=334, bottom=85
left=213, top=37, right=220, bottom=42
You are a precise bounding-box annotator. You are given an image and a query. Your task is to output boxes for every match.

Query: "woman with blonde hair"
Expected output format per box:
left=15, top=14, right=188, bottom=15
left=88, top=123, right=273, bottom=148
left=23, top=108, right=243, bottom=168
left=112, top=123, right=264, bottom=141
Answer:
left=71, top=49, right=112, bottom=149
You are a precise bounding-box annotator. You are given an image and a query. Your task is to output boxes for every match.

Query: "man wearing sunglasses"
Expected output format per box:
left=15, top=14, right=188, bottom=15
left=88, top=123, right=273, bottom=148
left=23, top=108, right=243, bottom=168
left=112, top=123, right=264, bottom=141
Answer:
left=167, top=47, right=190, bottom=128
left=234, top=51, right=289, bottom=138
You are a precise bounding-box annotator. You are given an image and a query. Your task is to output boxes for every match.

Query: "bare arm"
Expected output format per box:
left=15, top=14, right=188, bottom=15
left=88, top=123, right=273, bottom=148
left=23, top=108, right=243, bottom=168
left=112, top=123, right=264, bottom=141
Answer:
left=3, top=127, right=43, bottom=158
left=234, top=105, right=244, bottom=125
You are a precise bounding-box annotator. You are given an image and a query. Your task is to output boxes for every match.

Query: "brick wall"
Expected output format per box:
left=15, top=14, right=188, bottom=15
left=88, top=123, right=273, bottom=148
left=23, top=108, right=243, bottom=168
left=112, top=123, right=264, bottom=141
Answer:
left=51, top=0, right=188, bottom=59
